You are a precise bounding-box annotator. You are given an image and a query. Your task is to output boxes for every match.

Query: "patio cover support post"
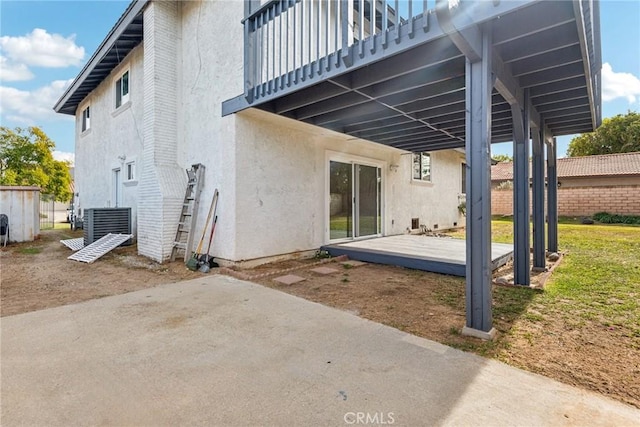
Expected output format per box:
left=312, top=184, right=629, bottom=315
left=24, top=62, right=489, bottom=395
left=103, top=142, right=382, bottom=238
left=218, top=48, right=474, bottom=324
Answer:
left=462, top=28, right=495, bottom=339
left=512, top=90, right=530, bottom=286
left=532, top=125, right=546, bottom=269
left=547, top=138, right=559, bottom=253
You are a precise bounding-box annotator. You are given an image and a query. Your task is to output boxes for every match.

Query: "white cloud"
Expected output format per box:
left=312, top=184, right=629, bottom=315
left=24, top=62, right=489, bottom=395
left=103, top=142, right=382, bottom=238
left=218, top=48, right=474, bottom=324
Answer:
left=53, top=151, right=75, bottom=165
left=0, top=28, right=84, bottom=68
left=0, top=79, right=74, bottom=123
left=601, top=62, right=640, bottom=104
left=0, top=55, right=34, bottom=81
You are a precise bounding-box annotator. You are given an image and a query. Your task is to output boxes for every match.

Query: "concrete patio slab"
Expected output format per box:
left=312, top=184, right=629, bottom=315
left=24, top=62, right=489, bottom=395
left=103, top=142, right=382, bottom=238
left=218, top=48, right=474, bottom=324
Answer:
left=310, top=266, right=339, bottom=275
left=272, top=274, right=305, bottom=285
left=2, top=276, right=638, bottom=426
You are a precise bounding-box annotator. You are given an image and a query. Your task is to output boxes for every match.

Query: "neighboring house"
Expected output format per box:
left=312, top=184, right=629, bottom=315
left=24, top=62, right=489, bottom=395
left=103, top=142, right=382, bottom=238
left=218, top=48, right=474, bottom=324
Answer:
left=491, top=152, right=640, bottom=216
left=54, top=0, right=466, bottom=265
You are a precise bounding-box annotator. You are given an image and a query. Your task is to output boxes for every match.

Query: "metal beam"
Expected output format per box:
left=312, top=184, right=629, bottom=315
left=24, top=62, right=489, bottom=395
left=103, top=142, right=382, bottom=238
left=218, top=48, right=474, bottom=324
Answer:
left=492, top=1, right=576, bottom=45
left=463, top=29, right=495, bottom=338
left=547, top=138, right=559, bottom=253
left=510, top=45, right=583, bottom=77
left=531, top=87, right=590, bottom=106
left=513, top=90, right=531, bottom=286
left=536, top=97, right=590, bottom=113
left=529, top=76, right=586, bottom=97
left=435, top=0, right=482, bottom=62
left=572, top=0, right=599, bottom=131
left=499, top=22, right=579, bottom=63
left=532, top=124, right=546, bottom=269
left=491, top=44, right=555, bottom=137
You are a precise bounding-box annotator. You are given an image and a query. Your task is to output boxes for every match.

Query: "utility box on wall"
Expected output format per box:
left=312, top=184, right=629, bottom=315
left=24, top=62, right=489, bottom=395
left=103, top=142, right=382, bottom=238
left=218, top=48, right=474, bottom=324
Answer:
left=83, top=207, right=132, bottom=246
left=0, top=186, right=40, bottom=243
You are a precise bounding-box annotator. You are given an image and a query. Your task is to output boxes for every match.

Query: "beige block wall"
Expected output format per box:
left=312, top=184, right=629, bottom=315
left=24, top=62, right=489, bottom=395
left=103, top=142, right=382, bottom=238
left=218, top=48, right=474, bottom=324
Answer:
left=492, top=184, right=640, bottom=216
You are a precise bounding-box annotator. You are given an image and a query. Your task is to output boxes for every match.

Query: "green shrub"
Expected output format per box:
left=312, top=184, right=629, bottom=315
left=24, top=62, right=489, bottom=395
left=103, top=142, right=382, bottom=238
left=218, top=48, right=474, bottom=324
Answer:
left=592, top=212, right=640, bottom=225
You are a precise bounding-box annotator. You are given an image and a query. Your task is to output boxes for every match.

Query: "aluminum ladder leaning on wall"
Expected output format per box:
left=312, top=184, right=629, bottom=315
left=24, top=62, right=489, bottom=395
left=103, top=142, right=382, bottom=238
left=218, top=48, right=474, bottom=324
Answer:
left=170, top=164, right=205, bottom=262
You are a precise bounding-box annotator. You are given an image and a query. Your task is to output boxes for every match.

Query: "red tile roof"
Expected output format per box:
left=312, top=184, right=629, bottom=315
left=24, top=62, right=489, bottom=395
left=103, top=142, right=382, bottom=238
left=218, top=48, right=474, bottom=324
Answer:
left=491, top=152, right=640, bottom=181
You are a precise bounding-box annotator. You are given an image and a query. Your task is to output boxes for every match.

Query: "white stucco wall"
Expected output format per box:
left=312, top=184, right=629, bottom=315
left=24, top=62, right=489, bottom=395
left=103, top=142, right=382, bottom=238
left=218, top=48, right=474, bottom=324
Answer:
left=391, top=149, right=467, bottom=232
left=70, top=0, right=466, bottom=265
left=231, top=109, right=466, bottom=262
left=175, top=0, right=465, bottom=264
left=177, top=0, right=244, bottom=262
left=73, top=44, right=145, bottom=237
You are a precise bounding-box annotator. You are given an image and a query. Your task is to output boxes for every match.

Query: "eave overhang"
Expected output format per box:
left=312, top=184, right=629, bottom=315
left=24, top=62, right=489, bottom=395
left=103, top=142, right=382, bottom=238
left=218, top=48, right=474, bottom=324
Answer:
left=53, top=0, right=148, bottom=116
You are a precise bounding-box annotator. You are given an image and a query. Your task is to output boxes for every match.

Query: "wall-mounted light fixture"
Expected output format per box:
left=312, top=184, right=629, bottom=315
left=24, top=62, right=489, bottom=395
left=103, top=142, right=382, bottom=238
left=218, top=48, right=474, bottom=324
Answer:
left=389, top=164, right=399, bottom=172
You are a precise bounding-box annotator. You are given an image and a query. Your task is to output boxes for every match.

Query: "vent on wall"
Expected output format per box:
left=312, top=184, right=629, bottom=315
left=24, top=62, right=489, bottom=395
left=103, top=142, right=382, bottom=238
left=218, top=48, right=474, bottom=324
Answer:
left=84, top=208, right=132, bottom=246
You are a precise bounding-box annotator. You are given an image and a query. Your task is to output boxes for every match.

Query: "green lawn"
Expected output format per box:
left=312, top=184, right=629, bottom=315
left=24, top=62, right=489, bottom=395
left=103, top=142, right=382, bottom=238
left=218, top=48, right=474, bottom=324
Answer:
left=344, top=216, right=640, bottom=339
left=542, top=223, right=640, bottom=336
left=450, top=218, right=640, bottom=340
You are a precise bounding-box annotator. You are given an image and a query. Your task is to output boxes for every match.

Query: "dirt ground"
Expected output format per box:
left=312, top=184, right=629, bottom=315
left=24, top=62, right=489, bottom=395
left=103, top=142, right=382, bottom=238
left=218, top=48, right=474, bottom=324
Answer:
left=1, top=229, right=201, bottom=317
left=2, top=229, right=638, bottom=409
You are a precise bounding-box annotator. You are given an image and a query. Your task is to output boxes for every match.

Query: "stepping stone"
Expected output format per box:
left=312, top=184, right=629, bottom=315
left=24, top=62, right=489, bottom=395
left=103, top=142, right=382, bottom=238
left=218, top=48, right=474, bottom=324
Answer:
left=310, top=266, right=339, bottom=275
left=340, top=260, right=367, bottom=268
left=273, top=274, right=306, bottom=285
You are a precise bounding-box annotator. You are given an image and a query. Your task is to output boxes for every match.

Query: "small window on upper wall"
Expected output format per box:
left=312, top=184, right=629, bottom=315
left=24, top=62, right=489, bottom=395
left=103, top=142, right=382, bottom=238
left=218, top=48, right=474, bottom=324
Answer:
left=126, top=161, right=135, bottom=181
left=115, top=70, right=130, bottom=108
left=412, top=152, right=431, bottom=182
left=81, top=105, right=90, bottom=132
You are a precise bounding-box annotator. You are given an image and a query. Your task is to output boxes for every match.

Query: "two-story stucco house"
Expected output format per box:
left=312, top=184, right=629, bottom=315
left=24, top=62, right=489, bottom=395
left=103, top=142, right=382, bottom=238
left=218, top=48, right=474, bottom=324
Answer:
left=54, top=0, right=467, bottom=266
left=55, top=0, right=601, bottom=336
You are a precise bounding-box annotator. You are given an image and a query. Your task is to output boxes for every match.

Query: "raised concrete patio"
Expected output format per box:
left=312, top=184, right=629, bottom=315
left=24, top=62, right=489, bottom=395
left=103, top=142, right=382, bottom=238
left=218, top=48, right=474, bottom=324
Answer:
left=323, top=235, right=514, bottom=276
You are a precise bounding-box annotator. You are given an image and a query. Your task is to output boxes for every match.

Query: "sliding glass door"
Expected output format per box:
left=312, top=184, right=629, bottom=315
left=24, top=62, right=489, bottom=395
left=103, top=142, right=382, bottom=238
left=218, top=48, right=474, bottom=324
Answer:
left=329, top=160, right=381, bottom=241
left=329, top=161, right=353, bottom=240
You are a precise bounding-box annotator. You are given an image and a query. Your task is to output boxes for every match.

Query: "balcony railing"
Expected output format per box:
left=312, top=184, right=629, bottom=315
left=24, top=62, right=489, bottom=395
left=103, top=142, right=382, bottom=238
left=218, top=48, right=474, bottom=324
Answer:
left=243, top=0, right=433, bottom=103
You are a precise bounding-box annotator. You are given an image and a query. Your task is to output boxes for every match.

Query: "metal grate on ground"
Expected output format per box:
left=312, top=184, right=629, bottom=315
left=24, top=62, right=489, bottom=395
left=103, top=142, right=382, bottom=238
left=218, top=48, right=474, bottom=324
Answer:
left=60, top=238, right=85, bottom=251
left=68, top=233, right=133, bottom=263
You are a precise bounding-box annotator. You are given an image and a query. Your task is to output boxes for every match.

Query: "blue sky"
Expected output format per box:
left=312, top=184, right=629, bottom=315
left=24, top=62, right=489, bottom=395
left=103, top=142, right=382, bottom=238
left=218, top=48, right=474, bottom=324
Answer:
left=1, top=0, right=639, bottom=164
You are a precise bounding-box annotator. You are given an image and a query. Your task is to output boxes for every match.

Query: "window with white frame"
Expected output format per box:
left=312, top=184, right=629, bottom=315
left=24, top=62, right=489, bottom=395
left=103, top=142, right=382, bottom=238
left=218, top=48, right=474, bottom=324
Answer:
left=125, top=161, right=135, bottom=181
left=412, top=152, right=431, bottom=182
left=81, top=105, right=90, bottom=132
left=115, top=70, right=130, bottom=108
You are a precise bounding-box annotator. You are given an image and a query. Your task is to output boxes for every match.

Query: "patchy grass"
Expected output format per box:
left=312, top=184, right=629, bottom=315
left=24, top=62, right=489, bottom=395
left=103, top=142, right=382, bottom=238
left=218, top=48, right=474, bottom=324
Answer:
left=40, top=222, right=73, bottom=231
left=543, top=224, right=640, bottom=336
left=440, top=219, right=640, bottom=406
left=18, top=247, right=41, bottom=255
left=451, top=219, right=639, bottom=337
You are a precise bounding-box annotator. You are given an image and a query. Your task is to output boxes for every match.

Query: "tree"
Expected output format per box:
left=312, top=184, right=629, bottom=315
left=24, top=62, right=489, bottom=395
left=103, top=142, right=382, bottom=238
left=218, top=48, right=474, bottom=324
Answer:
left=567, top=111, right=640, bottom=157
left=0, top=126, right=72, bottom=202
left=491, top=154, right=513, bottom=163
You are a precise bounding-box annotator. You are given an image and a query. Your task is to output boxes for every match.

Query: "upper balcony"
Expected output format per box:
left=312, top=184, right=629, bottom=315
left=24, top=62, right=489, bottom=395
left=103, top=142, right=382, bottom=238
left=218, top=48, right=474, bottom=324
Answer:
left=223, top=0, right=601, bottom=152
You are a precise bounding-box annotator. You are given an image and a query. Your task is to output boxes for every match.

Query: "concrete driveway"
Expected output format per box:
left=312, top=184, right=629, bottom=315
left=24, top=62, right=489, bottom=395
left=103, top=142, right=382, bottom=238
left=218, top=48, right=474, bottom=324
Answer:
left=2, top=275, right=638, bottom=426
